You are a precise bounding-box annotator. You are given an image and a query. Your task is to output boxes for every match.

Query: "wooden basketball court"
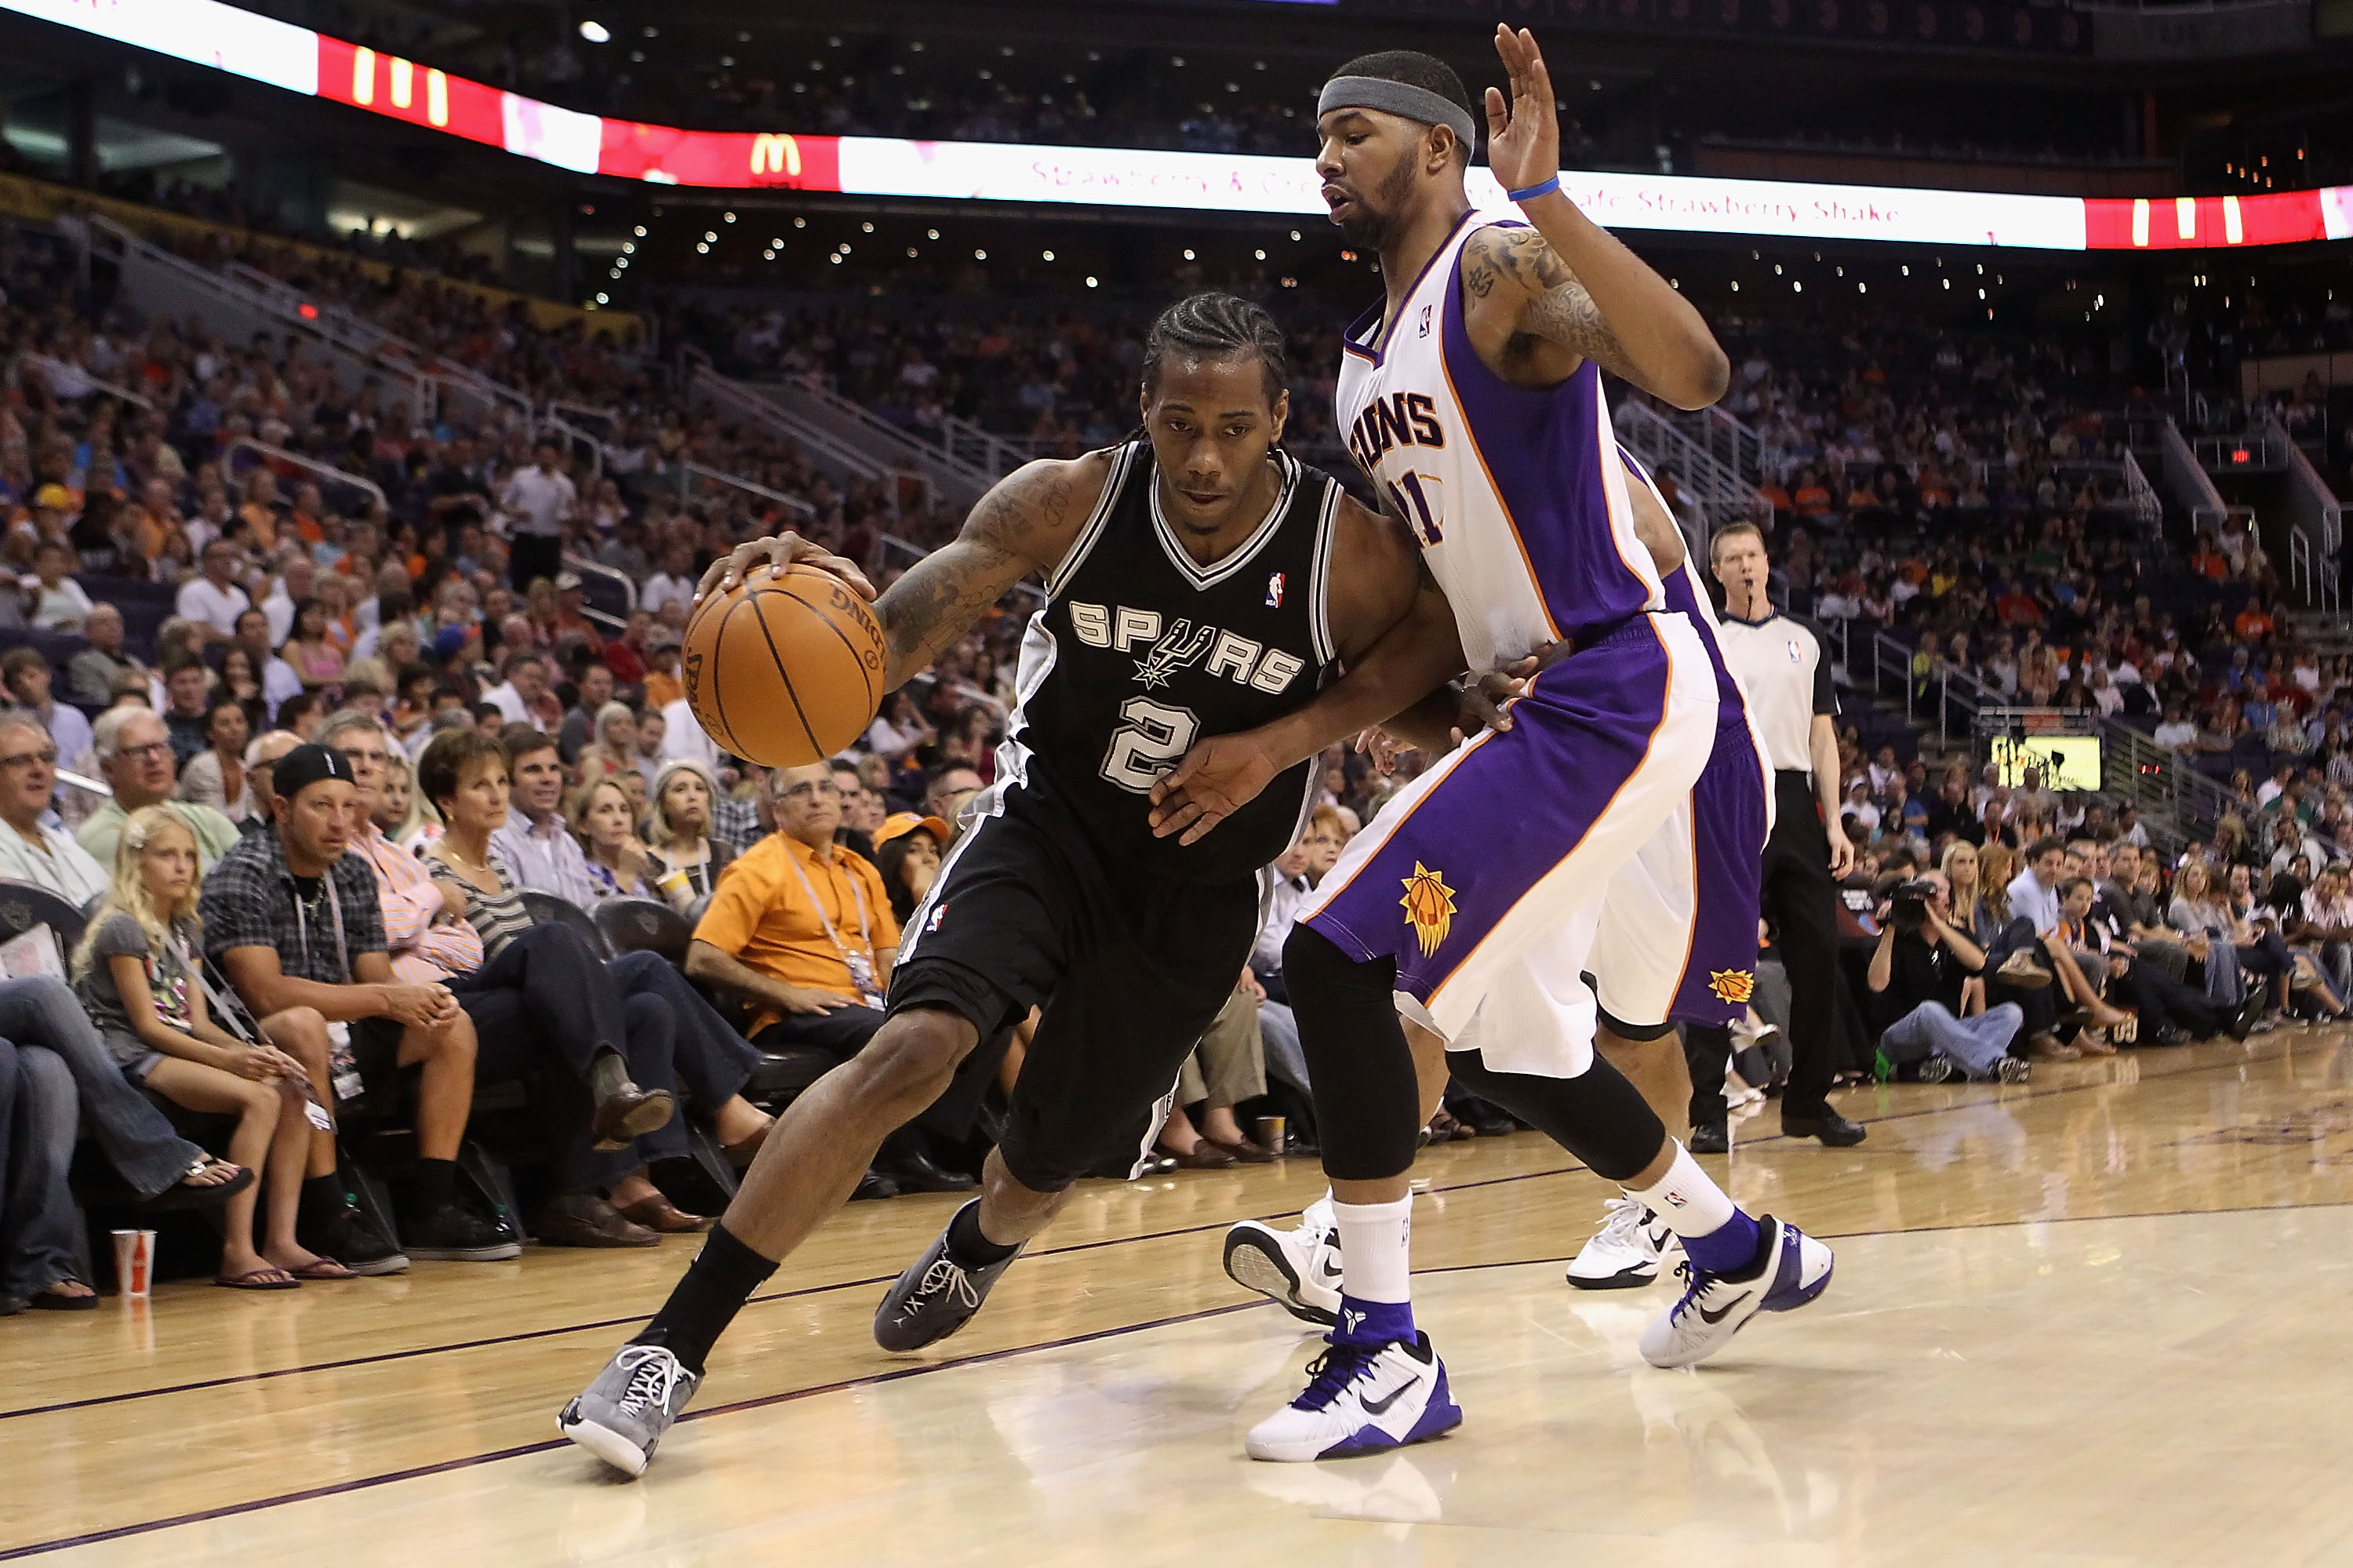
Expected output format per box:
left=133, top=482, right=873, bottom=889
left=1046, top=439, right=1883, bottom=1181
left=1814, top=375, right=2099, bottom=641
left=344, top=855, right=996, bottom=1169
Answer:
left=9, top=1031, right=2353, bottom=1566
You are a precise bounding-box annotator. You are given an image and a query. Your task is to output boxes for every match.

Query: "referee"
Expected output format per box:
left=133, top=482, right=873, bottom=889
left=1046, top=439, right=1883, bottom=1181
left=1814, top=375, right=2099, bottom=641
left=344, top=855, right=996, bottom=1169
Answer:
left=1706, top=523, right=1866, bottom=1147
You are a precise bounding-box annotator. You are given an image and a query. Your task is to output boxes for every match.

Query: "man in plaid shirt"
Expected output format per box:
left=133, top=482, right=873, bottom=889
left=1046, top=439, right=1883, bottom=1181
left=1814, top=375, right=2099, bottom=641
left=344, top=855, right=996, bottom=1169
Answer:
left=202, top=744, right=515, bottom=1270
left=711, top=765, right=766, bottom=858
left=317, top=709, right=683, bottom=1250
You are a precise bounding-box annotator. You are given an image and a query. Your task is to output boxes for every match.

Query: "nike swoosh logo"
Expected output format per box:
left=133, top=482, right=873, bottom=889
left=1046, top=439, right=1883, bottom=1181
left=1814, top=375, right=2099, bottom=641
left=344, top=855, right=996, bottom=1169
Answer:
left=1361, top=1375, right=1422, bottom=1416
left=1697, top=1292, right=1752, bottom=1326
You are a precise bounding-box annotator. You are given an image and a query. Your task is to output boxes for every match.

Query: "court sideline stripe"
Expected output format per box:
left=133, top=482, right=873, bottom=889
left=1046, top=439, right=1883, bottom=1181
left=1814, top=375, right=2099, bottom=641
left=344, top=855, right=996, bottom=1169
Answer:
left=9, top=1193, right=2351, bottom=1561
left=0, top=1298, right=1268, bottom=1563
left=0, top=1042, right=2289, bottom=1425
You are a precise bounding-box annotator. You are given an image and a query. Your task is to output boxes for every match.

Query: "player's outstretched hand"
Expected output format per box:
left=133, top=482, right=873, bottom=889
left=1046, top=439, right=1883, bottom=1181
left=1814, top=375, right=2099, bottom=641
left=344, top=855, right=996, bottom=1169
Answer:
left=696, top=531, right=877, bottom=606
left=1148, top=733, right=1281, bottom=846
left=1485, top=26, right=1561, bottom=198
left=1354, top=726, right=1408, bottom=776
left=1459, top=637, right=1570, bottom=733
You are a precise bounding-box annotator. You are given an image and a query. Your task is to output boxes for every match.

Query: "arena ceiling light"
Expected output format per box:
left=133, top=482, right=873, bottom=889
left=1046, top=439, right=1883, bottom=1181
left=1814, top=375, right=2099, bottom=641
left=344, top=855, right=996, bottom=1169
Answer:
left=578, top=20, right=609, bottom=45
left=16, top=0, right=2351, bottom=252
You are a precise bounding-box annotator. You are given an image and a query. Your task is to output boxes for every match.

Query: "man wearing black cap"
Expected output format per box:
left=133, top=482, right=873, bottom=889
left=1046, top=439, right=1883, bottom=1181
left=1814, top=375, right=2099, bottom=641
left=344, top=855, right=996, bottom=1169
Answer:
left=200, top=743, right=515, bottom=1269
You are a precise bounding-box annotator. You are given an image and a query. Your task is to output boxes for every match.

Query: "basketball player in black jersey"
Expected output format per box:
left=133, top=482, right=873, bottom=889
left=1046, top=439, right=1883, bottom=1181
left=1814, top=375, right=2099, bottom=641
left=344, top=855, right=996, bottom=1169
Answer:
left=559, top=293, right=1466, bottom=1478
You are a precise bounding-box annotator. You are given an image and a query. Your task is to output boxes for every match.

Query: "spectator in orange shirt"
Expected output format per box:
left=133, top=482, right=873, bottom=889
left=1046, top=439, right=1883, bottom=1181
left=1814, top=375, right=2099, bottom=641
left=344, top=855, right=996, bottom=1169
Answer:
left=642, top=636, right=683, bottom=712
left=2234, top=598, right=2275, bottom=642
left=1791, top=467, right=1833, bottom=519
left=133, top=477, right=180, bottom=562
left=686, top=762, right=976, bottom=1193
left=289, top=482, right=327, bottom=545
left=687, top=763, right=897, bottom=1053
left=238, top=469, right=282, bottom=551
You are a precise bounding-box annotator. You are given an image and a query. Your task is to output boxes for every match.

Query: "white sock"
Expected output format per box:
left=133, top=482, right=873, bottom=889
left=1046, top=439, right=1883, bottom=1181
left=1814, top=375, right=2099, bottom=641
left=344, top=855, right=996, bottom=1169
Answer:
left=1331, top=1195, right=1413, bottom=1304
left=1623, top=1142, right=1738, bottom=1242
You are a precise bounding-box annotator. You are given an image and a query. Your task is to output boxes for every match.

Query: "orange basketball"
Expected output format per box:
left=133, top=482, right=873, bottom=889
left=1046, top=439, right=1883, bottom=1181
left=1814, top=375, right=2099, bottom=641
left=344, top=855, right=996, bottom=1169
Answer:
left=681, top=564, right=887, bottom=767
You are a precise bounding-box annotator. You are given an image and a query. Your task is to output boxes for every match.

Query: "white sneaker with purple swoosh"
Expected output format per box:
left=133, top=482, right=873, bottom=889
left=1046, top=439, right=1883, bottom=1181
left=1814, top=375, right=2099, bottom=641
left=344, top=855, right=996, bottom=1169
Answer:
left=1638, top=1214, right=1833, bottom=1370
left=1245, top=1331, right=1462, bottom=1462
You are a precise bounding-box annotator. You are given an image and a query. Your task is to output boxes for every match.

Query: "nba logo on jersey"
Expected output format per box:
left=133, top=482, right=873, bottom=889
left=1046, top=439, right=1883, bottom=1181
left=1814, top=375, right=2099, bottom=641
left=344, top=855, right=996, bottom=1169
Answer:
left=1787, top=638, right=1804, bottom=664
left=926, top=902, right=950, bottom=933
left=1417, top=304, right=1432, bottom=337
left=1266, top=572, right=1285, bottom=609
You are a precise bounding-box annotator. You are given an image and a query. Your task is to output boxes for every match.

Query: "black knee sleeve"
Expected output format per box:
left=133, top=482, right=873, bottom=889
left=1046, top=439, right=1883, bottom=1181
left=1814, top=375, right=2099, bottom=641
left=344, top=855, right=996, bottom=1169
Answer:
left=1586, top=970, right=1677, bottom=1042
left=1595, top=1005, right=1678, bottom=1042
left=1442, top=1047, right=1667, bottom=1184
left=1282, top=924, right=1418, bottom=1181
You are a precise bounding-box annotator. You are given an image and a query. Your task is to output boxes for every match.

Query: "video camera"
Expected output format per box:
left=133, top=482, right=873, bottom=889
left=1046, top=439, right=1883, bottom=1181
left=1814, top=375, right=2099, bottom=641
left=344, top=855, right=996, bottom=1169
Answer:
left=1886, top=879, right=1938, bottom=935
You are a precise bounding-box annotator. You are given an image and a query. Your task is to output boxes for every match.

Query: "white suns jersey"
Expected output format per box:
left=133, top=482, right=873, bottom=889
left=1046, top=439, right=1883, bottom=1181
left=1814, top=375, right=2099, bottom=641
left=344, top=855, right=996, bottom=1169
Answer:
left=1335, top=213, right=1664, bottom=673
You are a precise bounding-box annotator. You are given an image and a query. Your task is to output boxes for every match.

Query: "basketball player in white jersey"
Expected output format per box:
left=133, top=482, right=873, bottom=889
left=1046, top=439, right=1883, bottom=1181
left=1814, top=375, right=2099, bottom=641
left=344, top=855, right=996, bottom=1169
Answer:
left=1149, top=30, right=1831, bottom=1462
left=1224, top=448, right=1780, bottom=1322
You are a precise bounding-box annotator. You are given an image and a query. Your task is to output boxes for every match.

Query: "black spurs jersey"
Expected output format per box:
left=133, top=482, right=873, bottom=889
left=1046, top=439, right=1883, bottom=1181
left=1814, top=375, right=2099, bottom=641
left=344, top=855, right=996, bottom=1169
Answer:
left=993, top=438, right=1341, bottom=886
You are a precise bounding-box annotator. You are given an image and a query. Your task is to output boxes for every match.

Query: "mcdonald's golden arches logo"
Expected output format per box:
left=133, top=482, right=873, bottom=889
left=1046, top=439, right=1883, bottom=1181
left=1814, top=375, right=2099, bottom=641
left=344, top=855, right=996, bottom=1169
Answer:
left=751, top=134, right=803, bottom=180
left=350, top=49, right=449, bottom=126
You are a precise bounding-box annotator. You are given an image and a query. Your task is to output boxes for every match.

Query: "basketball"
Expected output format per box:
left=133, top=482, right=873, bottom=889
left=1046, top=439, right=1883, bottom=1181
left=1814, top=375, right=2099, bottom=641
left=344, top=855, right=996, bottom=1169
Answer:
left=680, top=564, right=888, bottom=767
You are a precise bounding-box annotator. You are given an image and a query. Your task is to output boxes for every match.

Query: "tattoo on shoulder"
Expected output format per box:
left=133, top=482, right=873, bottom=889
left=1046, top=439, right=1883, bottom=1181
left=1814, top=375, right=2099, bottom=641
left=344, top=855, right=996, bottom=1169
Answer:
left=1461, top=232, right=1504, bottom=301
left=1477, top=227, right=1628, bottom=373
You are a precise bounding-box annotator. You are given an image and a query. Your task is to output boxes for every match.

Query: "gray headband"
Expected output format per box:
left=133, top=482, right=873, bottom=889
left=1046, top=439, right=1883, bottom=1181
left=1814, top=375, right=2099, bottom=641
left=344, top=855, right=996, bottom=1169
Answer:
left=1317, top=75, right=1477, bottom=155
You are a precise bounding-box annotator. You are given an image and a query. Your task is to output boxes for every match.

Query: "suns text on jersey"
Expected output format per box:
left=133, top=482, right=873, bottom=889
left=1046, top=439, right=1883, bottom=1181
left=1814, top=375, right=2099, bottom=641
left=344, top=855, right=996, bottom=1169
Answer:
left=1345, top=390, right=1448, bottom=475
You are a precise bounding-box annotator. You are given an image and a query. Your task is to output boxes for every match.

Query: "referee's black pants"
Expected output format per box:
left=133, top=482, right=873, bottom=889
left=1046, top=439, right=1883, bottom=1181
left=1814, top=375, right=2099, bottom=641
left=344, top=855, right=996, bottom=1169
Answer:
left=1758, top=769, right=1842, bottom=1115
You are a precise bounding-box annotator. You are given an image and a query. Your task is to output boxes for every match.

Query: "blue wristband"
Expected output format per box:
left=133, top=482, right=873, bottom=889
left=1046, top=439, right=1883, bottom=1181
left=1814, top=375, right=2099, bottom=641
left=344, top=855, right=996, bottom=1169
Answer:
left=1508, top=175, right=1561, bottom=203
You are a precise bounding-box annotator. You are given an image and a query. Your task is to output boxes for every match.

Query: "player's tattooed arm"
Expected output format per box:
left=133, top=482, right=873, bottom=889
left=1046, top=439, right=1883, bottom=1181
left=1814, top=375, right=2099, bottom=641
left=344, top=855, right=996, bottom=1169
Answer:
left=1461, top=217, right=1727, bottom=410
left=1463, top=227, right=1635, bottom=387
left=870, top=453, right=1107, bottom=691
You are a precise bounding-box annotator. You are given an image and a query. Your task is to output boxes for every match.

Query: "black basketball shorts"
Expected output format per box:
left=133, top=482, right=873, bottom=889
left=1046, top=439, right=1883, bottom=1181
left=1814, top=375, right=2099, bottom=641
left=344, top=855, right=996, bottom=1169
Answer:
left=886, top=791, right=1261, bottom=1193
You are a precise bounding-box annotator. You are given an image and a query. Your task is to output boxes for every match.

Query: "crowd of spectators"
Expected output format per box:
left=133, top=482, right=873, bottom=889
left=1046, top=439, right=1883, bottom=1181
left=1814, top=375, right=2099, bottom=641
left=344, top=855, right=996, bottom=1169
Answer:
left=700, top=297, right=1351, bottom=464
left=0, top=204, right=1455, bottom=1304
left=1849, top=802, right=2351, bottom=1086
left=5, top=155, right=2352, bottom=1304
left=1684, top=311, right=2353, bottom=857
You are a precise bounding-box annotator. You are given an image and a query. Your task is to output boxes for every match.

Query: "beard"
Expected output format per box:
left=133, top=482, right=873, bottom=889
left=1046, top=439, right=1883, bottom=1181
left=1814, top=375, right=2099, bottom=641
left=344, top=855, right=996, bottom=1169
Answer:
left=1332, top=156, right=1421, bottom=252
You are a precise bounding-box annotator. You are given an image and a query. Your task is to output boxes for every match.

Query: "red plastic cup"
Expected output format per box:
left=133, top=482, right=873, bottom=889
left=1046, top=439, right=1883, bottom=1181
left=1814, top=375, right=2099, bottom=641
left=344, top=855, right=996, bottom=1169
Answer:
left=111, top=1228, right=155, bottom=1299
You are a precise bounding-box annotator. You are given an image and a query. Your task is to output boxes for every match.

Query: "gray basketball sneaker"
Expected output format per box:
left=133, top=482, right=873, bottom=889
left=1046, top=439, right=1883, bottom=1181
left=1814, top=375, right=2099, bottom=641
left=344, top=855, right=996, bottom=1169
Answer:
left=558, top=1342, right=701, bottom=1478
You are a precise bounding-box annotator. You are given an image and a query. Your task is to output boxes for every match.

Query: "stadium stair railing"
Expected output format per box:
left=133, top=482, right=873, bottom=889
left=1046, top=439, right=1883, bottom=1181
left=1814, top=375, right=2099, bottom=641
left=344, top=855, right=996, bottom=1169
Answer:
left=2270, top=415, right=2343, bottom=614
left=683, top=356, right=928, bottom=512
left=1612, top=397, right=1776, bottom=562
left=711, top=360, right=1006, bottom=508
left=220, top=436, right=388, bottom=516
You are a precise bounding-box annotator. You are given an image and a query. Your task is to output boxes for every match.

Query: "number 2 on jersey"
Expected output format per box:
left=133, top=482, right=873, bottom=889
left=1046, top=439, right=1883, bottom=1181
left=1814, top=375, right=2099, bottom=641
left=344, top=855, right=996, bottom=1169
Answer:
left=1385, top=471, right=1445, bottom=547
left=1100, top=696, right=1200, bottom=795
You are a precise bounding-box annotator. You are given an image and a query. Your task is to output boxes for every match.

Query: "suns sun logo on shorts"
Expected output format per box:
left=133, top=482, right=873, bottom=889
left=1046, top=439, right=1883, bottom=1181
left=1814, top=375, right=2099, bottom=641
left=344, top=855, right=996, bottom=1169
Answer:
left=1399, top=862, right=1457, bottom=958
left=1707, top=968, right=1756, bottom=1004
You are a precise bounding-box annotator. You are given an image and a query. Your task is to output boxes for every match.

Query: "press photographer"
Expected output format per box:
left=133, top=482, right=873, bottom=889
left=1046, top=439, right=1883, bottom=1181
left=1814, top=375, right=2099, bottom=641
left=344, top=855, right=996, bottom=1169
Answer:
left=1865, top=870, right=2031, bottom=1084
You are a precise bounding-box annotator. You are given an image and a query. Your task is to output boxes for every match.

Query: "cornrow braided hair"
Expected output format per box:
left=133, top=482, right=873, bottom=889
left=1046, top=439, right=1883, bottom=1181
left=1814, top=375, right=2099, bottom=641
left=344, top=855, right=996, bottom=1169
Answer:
left=1140, top=291, right=1291, bottom=409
